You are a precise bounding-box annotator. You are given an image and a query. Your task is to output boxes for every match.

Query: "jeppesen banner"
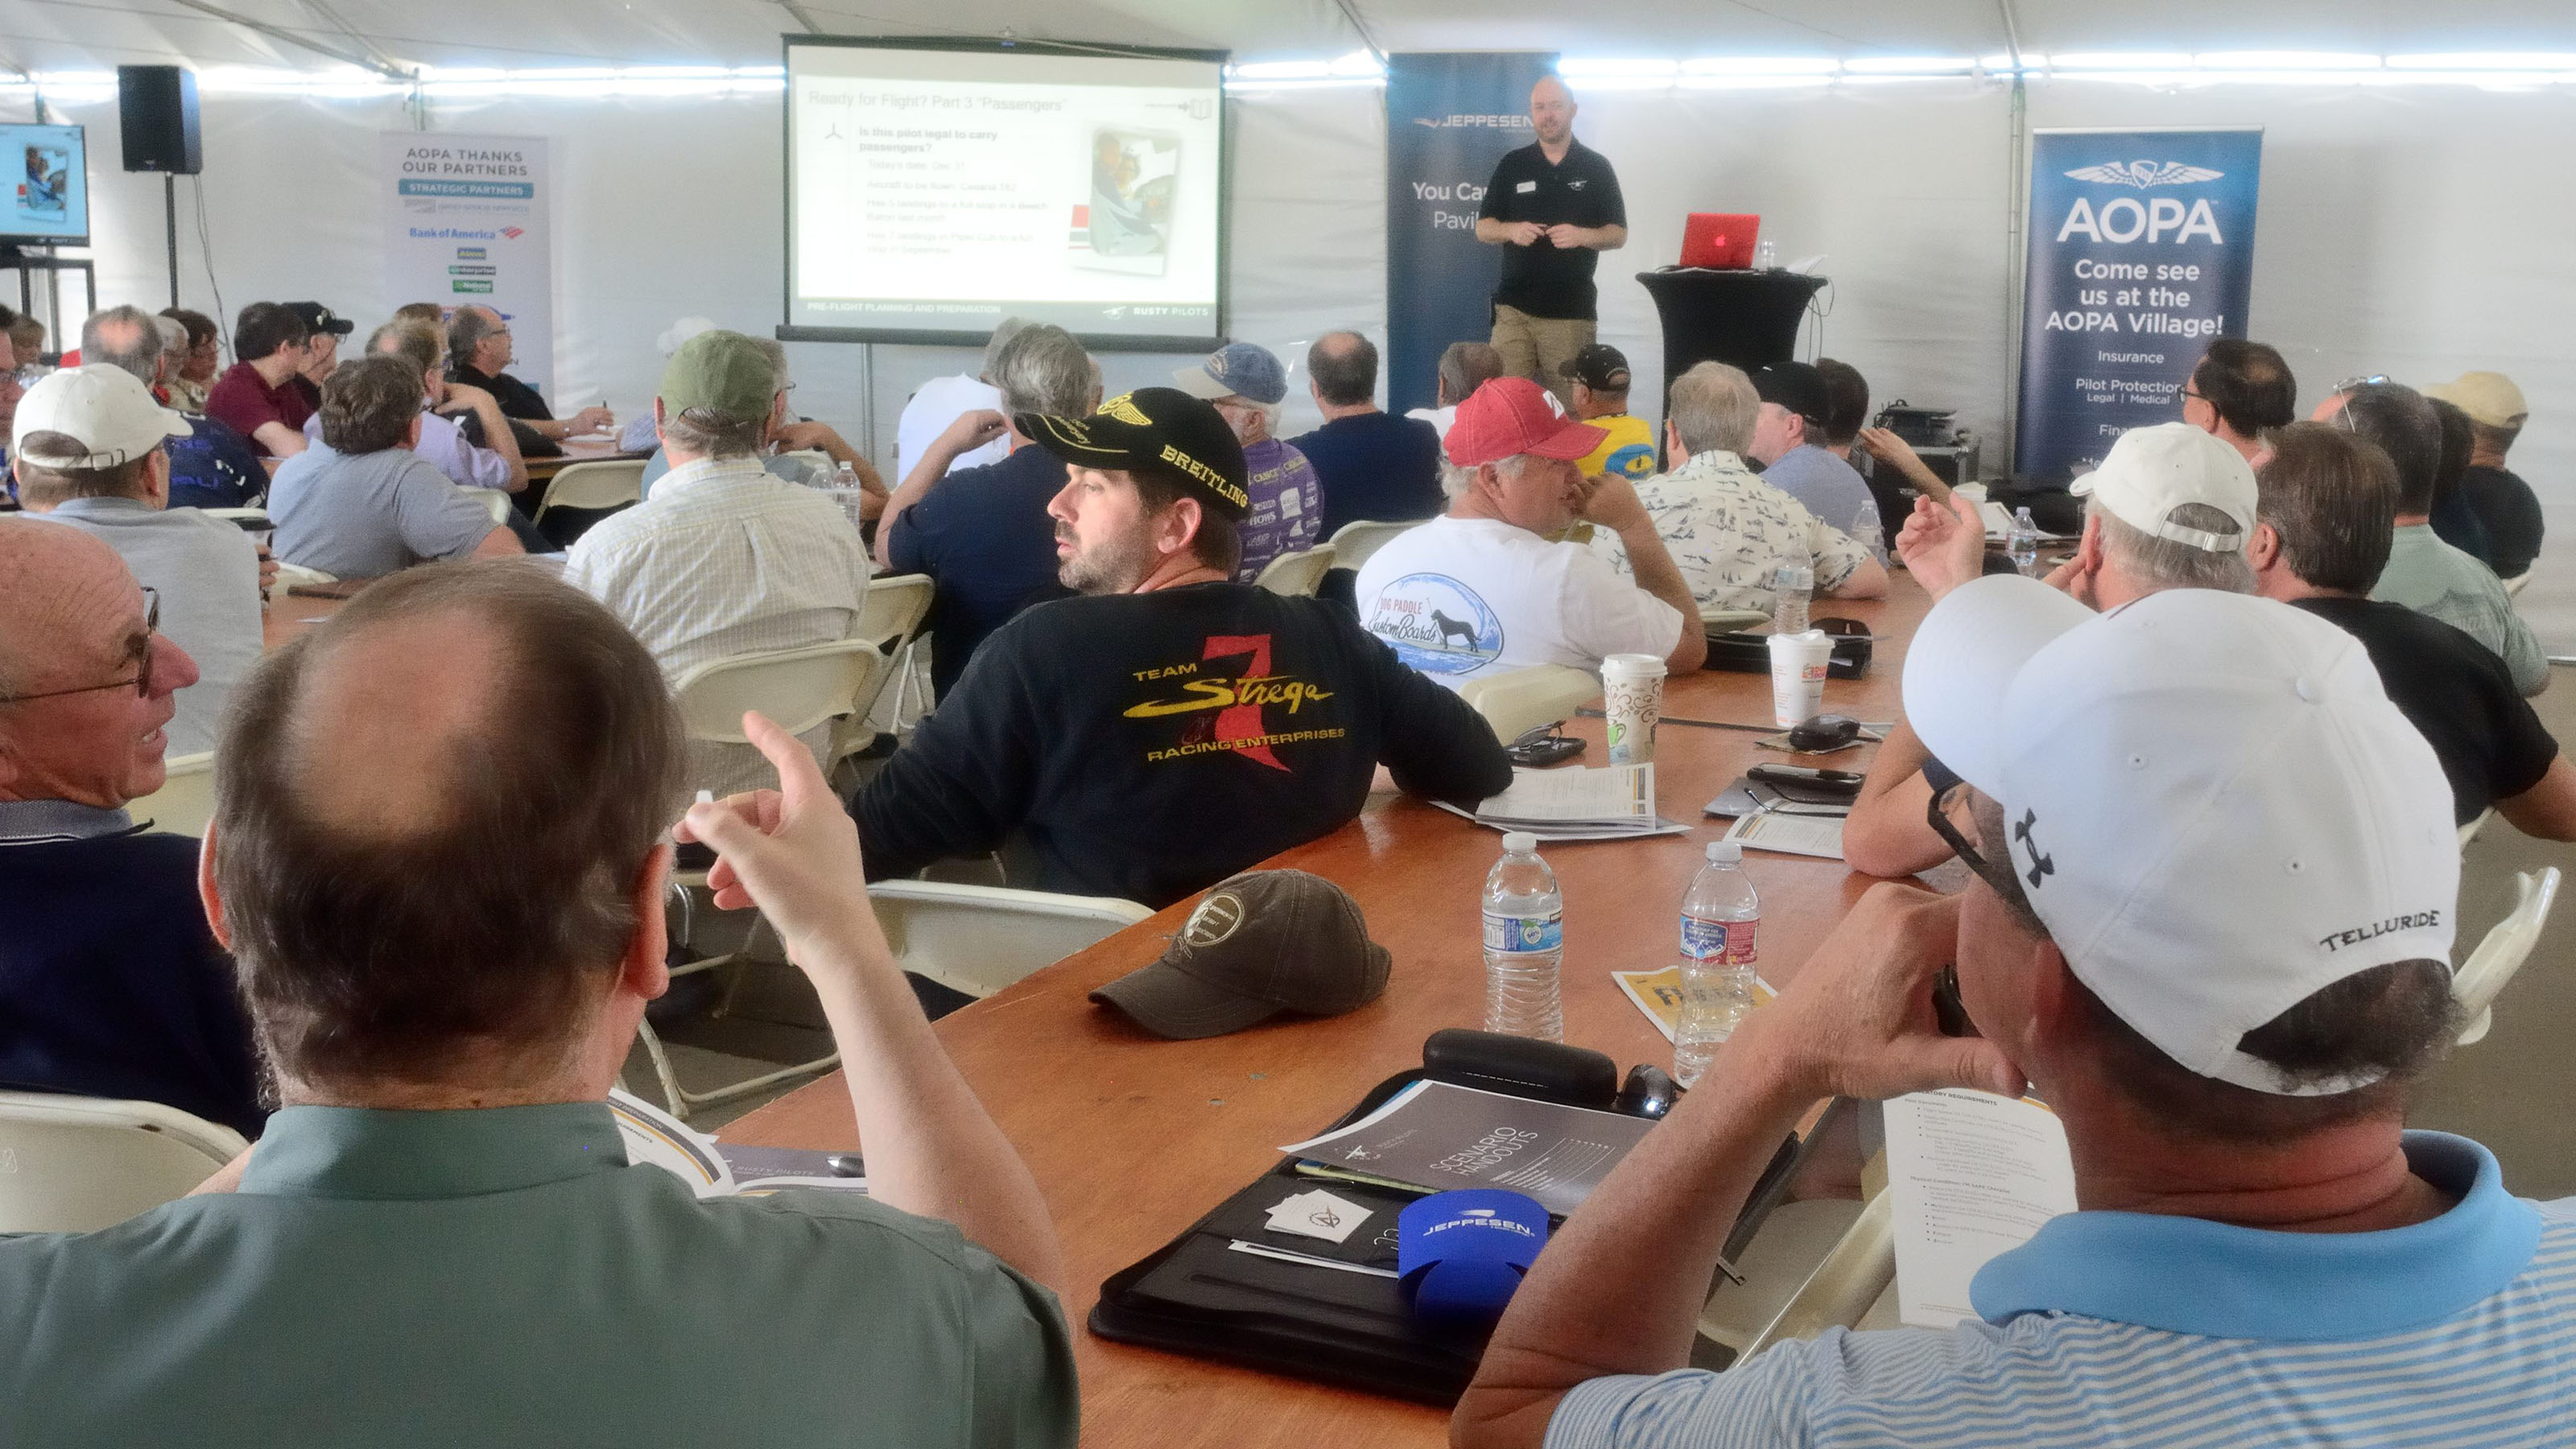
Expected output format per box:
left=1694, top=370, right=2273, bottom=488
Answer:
left=1385, top=53, right=1560, bottom=419
left=2014, top=127, right=2262, bottom=484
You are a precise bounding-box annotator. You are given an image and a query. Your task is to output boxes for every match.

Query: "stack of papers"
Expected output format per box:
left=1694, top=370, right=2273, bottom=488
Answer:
left=1885, top=1089, right=2077, bottom=1327
left=1719, top=811, right=1847, bottom=861
left=1435, top=763, right=1686, bottom=841
left=1280, top=1079, right=1656, bottom=1216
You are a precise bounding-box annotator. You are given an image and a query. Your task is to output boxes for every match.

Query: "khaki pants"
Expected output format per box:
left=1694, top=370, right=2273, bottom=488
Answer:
left=1490, top=304, right=1596, bottom=410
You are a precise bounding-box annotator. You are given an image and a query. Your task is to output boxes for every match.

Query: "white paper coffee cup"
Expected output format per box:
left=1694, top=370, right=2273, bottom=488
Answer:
left=1766, top=630, right=1832, bottom=728
left=1600, top=653, right=1667, bottom=766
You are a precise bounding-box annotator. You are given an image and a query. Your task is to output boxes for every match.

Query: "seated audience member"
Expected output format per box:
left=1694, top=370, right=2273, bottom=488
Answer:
left=0, top=563, right=1076, bottom=1443
left=158, top=307, right=221, bottom=413
left=2425, top=396, right=2499, bottom=571
left=877, top=324, right=1088, bottom=700
left=1847, top=421, right=2255, bottom=877
left=1560, top=345, right=1655, bottom=481
left=0, top=519, right=262, bottom=1136
left=7, top=313, right=45, bottom=368
left=11, top=366, right=262, bottom=757
left=1404, top=340, right=1505, bottom=444
left=445, top=303, right=612, bottom=443
left=1356, top=378, right=1707, bottom=687
left=1173, top=343, right=1321, bottom=581
left=203, top=301, right=315, bottom=459
left=1601, top=361, right=1885, bottom=614
left=1459, top=576, right=2566, bottom=1449
left=2321, top=382, right=2546, bottom=695
left=2182, top=336, right=2296, bottom=466
left=390, top=301, right=443, bottom=326
left=1747, top=361, right=1880, bottom=549
left=852, top=386, right=1510, bottom=908
left=567, top=330, right=869, bottom=796
left=361, top=320, right=526, bottom=497
left=1291, top=330, right=1445, bottom=538
left=2429, top=370, right=2545, bottom=580
left=280, top=302, right=352, bottom=409
left=2251, top=422, right=2576, bottom=836
left=1813, top=357, right=1871, bottom=465
left=639, top=338, right=888, bottom=517
left=894, top=316, right=1023, bottom=485
left=267, top=355, right=522, bottom=577
left=83, top=304, right=266, bottom=511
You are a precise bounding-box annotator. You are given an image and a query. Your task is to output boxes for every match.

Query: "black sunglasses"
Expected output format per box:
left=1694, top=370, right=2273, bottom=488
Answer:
left=0, top=587, right=160, bottom=704
left=1926, top=777, right=2026, bottom=905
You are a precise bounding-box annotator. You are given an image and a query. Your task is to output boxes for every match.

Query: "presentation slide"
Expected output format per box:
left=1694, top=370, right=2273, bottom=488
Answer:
left=2, top=123, right=89, bottom=246
left=786, top=41, right=1225, bottom=347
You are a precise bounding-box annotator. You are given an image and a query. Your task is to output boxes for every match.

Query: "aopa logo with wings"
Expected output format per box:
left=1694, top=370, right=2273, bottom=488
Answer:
left=2065, top=160, right=2224, bottom=188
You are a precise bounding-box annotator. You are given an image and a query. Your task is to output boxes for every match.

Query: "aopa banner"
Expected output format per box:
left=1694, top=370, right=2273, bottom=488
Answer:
left=1385, top=53, right=1559, bottom=418
left=382, top=131, right=556, bottom=396
left=2014, top=127, right=2262, bottom=484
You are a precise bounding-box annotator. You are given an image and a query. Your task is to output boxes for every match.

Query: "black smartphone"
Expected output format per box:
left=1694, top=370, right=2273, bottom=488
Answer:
left=1505, top=734, right=1586, bottom=767
left=1748, top=762, right=1864, bottom=795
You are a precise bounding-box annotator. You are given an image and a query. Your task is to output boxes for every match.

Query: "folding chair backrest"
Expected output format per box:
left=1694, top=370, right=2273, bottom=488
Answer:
left=132, top=751, right=217, bottom=837
left=671, top=639, right=888, bottom=743
left=1255, top=546, right=1335, bottom=597
left=0, top=1091, right=249, bottom=1232
left=274, top=561, right=337, bottom=588
left=535, top=460, right=646, bottom=521
left=1326, top=519, right=1421, bottom=575
left=856, top=574, right=935, bottom=651
left=869, top=880, right=1154, bottom=1000
left=463, top=487, right=514, bottom=526
left=2454, top=865, right=2560, bottom=1046
left=1455, top=663, right=1600, bottom=744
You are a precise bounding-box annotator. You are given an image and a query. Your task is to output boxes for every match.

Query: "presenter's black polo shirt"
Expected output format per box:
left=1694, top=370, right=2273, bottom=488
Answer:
left=1479, top=137, right=1627, bottom=321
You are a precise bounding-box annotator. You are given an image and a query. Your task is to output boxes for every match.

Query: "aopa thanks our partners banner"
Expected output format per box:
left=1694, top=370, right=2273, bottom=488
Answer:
left=2015, top=127, right=2262, bottom=484
left=381, top=132, right=555, bottom=396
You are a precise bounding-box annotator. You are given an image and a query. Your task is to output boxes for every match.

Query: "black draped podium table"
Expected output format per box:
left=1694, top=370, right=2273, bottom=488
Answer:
left=1634, top=269, right=1830, bottom=404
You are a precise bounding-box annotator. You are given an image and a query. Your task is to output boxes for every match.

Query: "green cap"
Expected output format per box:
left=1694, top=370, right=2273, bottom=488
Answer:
left=658, top=329, right=777, bottom=421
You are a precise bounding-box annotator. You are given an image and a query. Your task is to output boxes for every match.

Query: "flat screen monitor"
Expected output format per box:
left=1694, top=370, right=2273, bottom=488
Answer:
left=783, top=37, right=1226, bottom=349
left=2, top=124, right=89, bottom=247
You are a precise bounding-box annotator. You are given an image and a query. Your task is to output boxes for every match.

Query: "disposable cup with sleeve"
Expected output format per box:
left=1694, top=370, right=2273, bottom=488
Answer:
left=1767, top=630, right=1832, bottom=728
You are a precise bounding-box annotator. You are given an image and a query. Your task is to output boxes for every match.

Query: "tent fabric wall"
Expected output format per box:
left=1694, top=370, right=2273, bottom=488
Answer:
left=26, top=76, right=2576, bottom=642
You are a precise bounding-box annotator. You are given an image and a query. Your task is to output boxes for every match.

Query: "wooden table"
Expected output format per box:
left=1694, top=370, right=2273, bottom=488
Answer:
left=525, top=437, right=648, bottom=482
left=263, top=594, right=345, bottom=651
left=726, top=580, right=1933, bottom=1447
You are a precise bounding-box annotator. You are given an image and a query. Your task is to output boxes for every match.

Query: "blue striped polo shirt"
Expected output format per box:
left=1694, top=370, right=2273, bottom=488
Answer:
left=1546, top=1133, right=2576, bottom=1447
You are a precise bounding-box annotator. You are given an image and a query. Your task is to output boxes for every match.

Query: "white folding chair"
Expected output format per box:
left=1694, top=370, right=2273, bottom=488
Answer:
left=1325, top=519, right=1421, bottom=576
left=462, top=487, right=514, bottom=526
left=844, top=573, right=936, bottom=758
left=1254, top=545, right=1335, bottom=597
left=2460, top=808, right=2496, bottom=849
left=532, top=459, right=646, bottom=528
left=2454, top=866, right=2560, bottom=1046
left=132, top=751, right=216, bottom=836
left=1698, top=1191, right=1896, bottom=1361
left=867, top=880, right=1154, bottom=1001
left=638, top=639, right=895, bottom=1119
left=273, top=561, right=337, bottom=589
left=2503, top=570, right=2532, bottom=599
left=0, top=1091, right=248, bottom=1232
left=1455, top=664, right=1600, bottom=745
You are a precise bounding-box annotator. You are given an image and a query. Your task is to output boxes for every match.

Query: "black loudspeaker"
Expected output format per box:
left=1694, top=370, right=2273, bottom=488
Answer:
left=118, top=66, right=202, bottom=175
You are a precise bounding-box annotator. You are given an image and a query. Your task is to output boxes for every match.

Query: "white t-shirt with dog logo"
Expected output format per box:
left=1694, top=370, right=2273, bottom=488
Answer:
left=1352, top=514, right=1684, bottom=689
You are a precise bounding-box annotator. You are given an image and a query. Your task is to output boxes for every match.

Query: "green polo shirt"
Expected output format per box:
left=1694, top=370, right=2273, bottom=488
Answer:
left=0, top=1100, right=1078, bottom=1447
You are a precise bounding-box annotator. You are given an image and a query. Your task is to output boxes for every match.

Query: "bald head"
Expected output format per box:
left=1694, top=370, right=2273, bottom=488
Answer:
left=1530, top=76, right=1575, bottom=146
left=0, top=518, right=133, bottom=697
left=81, top=305, right=163, bottom=386
left=0, top=518, right=190, bottom=807
left=1308, top=330, right=1379, bottom=409
left=214, top=562, right=685, bottom=1090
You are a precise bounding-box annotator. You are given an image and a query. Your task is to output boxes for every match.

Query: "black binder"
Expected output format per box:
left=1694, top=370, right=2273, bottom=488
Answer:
left=1090, top=1037, right=1809, bottom=1406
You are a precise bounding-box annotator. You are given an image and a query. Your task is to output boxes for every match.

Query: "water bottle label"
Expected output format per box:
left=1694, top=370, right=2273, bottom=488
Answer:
left=1483, top=909, right=1563, bottom=953
left=1681, top=915, right=1758, bottom=964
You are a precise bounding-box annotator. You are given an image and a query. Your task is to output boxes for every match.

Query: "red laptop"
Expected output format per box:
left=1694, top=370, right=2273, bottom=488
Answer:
left=1681, top=213, right=1761, bottom=270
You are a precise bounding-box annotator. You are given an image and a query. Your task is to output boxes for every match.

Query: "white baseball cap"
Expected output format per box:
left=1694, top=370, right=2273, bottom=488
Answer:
left=10, top=365, right=192, bottom=469
left=1904, top=575, right=2458, bottom=1096
left=2070, top=420, right=2256, bottom=553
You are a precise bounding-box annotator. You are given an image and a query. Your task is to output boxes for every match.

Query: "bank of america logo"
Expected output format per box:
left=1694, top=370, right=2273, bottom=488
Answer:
left=2065, top=161, right=2224, bottom=188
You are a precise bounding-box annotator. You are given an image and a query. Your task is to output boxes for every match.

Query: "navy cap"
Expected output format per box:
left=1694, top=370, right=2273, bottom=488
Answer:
left=1750, top=361, right=1828, bottom=423
left=1174, top=341, right=1290, bottom=407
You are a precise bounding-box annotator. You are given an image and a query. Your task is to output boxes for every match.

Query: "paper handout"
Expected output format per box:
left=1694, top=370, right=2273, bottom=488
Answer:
left=1279, top=1080, right=1655, bottom=1217
left=1883, top=1088, right=2077, bottom=1328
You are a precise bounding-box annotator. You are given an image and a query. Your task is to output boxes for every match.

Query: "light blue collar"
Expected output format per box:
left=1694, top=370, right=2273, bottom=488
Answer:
left=1972, top=1131, right=2542, bottom=1341
left=0, top=798, right=138, bottom=844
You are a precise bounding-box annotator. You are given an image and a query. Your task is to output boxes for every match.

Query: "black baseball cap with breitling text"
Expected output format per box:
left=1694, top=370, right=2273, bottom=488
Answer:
left=1091, top=870, right=1393, bottom=1039
left=1018, top=386, right=1252, bottom=519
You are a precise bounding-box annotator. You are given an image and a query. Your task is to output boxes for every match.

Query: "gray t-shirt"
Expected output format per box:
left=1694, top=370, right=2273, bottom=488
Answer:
left=33, top=498, right=261, bottom=758
left=2372, top=523, right=2549, bottom=695
left=1757, top=444, right=1883, bottom=557
left=268, top=442, right=497, bottom=578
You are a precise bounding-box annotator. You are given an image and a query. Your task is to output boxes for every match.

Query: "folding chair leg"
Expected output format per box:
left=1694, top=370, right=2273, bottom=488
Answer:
left=634, top=1019, right=693, bottom=1122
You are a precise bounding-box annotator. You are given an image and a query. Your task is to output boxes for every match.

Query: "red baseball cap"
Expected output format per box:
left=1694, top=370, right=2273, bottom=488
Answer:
left=1446, top=377, right=1607, bottom=467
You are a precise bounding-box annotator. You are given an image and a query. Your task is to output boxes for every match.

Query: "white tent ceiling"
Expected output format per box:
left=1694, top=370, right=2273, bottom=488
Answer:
left=9, top=0, right=2576, bottom=76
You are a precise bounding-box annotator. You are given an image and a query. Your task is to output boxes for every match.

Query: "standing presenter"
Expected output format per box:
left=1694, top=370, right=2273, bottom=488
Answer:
left=1476, top=75, right=1627, bottom=408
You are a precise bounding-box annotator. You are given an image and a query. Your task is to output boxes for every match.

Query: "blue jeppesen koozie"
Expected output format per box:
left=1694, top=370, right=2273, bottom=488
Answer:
left=1397, top=1189, right=1550, bottom=1320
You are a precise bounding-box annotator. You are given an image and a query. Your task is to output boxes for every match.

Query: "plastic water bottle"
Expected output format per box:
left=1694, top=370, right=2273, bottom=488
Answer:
left=1772, top=562, right=1813, bottom=635
left=1482, top=832, right=1564, bottom=1042
left=1754, top=238, right=1780, bottom=270
left=1674, top=841, right=1761, bottom=1088
left=823, top=460, right=870, bottom=534
left=1852, top=495, right=1886, bottom=561
left=2007, top=506, right=2041, bottom=576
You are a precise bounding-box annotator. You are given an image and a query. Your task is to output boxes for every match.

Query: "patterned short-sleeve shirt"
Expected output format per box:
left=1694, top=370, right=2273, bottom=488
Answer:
left=1596, top=448, right=1873, bottom=613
